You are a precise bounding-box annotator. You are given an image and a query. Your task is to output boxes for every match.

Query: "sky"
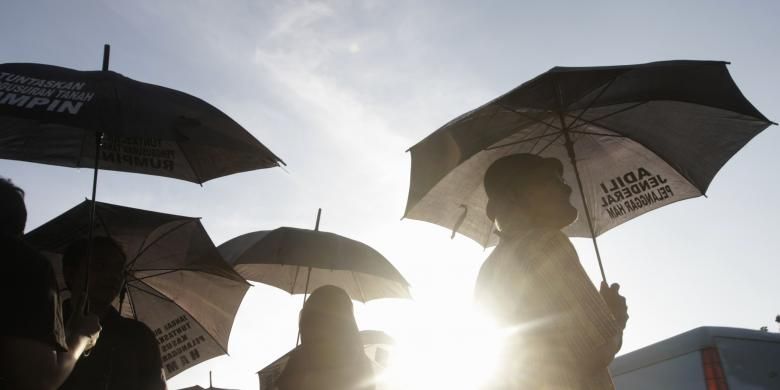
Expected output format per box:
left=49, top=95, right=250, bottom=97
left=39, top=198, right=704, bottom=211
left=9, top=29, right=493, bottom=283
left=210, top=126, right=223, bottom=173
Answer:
left=2, top=0, right=779, bottom=389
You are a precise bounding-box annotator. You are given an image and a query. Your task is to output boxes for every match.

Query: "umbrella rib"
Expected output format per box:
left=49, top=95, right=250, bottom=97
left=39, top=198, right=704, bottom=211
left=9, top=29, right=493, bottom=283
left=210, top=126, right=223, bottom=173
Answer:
left=44, top=201, right=108, bottom=250
left=534, top=133, right=564, bottom=155
left=526, top=125, right=554, bottom=154
left=568, top=130, right=626, bottom=138
left=568, top=119, right=624, bottom=138
left=527, top=123, right=559, bottom=155
left=126, top=282, right=141, bottom=321
left=485, top=130, right=562, bottom=151
left=489, top=77, right=619, bottom=152
left=134, top=232, right=154, bottom=264
left=566, top=78, right=617, bottom=129
left=177, top=143, right=205, bottom=185
left=126, top=219, right=193, bottom=270
left=351, top=272, right=367, bottom=302
left=132, top=278, right=232, bottom=356
left=496, top=103, right=563, bottom=131
left=290, top=266, right=301, bottom=294
left=127, top=281, right=176, bottom=302
left=574, top=115, right=701, bottom=188
left=132, top=267, right=251, bottom=285
left=131, top=269, right=182, bottom=280
left=568, top=101, right=648, bottom=131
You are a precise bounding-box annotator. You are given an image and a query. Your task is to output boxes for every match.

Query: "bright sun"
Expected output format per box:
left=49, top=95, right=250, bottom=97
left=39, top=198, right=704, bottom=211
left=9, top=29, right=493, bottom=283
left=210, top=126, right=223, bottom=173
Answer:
left=365, top=302, right=505, bottom=390
left=349, top=226, right=508, bottom=390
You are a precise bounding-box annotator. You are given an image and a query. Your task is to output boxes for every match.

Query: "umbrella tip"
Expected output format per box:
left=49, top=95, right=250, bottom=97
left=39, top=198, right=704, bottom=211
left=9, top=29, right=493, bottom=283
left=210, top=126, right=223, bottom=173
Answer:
left=102, top=44, right=111, bottom=71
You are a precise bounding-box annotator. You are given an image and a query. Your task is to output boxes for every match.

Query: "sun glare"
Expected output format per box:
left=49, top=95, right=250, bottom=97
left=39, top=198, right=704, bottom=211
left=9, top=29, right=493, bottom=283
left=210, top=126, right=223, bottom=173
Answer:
left=377, top=305, right=505, bottom=390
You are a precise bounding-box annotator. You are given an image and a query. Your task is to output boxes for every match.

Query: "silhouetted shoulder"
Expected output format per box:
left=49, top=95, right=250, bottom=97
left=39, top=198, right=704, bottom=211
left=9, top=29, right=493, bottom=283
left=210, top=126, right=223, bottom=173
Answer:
left=113, top=314, right=162, bottom=360
left=0, top=236, right=67, bottom=351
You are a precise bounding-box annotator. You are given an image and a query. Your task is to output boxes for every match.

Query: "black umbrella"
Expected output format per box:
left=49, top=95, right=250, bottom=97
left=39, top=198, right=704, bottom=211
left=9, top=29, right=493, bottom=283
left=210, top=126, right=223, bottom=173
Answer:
left=0, top=50, right=284, bottom=183
left=1, top=45, right=283, bottom=300
left=25, top=200, right=250, bottom=379
left=404, top=60, right=774, bottom=282
left=218, top=211, right=411, bottom=303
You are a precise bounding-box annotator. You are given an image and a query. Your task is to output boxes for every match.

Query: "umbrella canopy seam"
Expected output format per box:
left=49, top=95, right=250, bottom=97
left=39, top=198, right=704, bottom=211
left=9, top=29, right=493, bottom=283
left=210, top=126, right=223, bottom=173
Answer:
left=128, top=279, right=231, bottom=356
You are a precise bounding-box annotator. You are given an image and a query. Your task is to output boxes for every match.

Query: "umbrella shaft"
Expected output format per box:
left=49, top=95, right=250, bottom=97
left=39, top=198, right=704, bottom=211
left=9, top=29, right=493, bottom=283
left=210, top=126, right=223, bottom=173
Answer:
left=83, top=131, right=104, bottom=311
left=296, top=266, right=313, bottom=346
left=83, top=44, right=112, bottom=311
left=562, top=125, right=608, bottom=285
left=301, top=266, right=312, bottom=307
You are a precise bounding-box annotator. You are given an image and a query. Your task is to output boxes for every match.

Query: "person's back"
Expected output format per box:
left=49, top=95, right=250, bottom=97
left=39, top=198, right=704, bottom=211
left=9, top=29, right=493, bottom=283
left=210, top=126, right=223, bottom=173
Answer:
left=474, top=155, right=628, bottom=390
left=59, top=305, right=165, bottom=390
left=476, top=228, right=619, bottom=389
left=279, top=341, right=374, bottom=390
left=276, top=285, right=374, bottom=390
left=58, top=237, right=166, bottom=390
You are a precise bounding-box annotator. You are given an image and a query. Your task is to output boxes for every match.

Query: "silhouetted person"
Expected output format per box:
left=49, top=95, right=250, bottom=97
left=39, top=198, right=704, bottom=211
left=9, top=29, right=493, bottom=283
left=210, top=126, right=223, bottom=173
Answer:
left=474, top=154, right=629, bottom=389
left=0, top=178, right=101, bottom=389
left=276, top=285, right=374, bottom=390
left=59, top=237, right=166, bottom=390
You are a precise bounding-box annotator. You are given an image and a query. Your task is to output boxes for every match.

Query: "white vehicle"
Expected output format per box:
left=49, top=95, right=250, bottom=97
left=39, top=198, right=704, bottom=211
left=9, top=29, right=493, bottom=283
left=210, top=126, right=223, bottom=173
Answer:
left=610, top=326, right=780, bottom=389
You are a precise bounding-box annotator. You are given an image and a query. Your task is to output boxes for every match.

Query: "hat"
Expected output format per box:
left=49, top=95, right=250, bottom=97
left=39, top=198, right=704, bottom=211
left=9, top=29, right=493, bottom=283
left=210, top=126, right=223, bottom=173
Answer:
left=483, top=154, right=564, bottom=221
left=484, top=154, right=564, bottom=196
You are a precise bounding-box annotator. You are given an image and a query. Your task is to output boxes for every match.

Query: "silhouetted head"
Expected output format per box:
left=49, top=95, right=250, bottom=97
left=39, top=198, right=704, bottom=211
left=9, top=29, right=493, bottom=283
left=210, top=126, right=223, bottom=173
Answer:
left=484, top=154, right=577, bottom=233
left=299, top=285, right=360, bottom=346
left=62, top=237, right=126, bottom=315
left=0, top=178, right=26, bottom=237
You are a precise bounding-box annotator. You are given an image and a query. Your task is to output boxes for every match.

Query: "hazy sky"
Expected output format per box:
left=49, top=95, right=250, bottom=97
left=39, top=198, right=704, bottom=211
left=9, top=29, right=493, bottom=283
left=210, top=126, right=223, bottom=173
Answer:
left=2, top=1, right=779, bottom=389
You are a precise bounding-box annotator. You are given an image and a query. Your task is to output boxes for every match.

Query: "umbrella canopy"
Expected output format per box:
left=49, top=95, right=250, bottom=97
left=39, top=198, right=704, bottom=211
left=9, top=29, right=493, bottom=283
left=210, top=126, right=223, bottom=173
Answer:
left=25, top=200, right=250, bottom=379
left=0, top=62, right=284, bottom=183
left=405, top=60, right=773, bottom=249
left=218, top=227, right=411, bottom=302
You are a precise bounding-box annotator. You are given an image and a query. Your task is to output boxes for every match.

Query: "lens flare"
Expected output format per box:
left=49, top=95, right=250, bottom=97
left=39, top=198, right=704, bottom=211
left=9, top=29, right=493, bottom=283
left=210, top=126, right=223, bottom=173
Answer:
left=379, top=306, right=504, bottom=390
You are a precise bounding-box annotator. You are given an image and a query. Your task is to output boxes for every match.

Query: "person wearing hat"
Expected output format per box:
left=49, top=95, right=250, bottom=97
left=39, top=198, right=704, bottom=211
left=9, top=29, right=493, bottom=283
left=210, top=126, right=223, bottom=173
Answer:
left=475, top=154, right=628, bottom=390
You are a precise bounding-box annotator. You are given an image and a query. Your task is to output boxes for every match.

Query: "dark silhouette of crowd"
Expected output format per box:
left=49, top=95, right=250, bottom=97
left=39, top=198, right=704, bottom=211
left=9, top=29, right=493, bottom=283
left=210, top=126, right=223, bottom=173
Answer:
left=1, top=178, right=101, bottom=389
left=0, top=178, right=165, bottom=390
left=1, top=153, right=628, bottom=390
